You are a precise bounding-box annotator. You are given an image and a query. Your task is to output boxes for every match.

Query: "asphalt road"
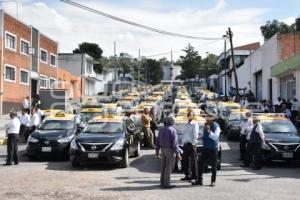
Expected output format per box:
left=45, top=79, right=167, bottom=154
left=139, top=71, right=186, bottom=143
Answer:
left=1, top=136, right=300, bottom=200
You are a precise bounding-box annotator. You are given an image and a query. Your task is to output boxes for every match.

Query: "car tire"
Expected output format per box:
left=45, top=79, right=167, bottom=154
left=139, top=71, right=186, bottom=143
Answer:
left=121, top=148, right=129, bottom=168
left=71, top=157, right=80, bottom=168
left=133, top=141, right=141, bottom=158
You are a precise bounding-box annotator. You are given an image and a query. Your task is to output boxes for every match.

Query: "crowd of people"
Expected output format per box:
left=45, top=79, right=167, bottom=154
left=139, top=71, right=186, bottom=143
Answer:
left=3, top=96, right=44, bottom=166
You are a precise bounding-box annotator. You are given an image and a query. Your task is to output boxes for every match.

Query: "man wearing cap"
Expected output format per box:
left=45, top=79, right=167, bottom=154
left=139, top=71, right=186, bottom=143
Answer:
left=181, top=111, right=199, bottom=181
left=156, top=115, right=181, bottom=189
left=241, top=117, right=265, bottom=170
left=3, top=111, right=21, bottom=166
left=192, top=115, right=220, bottom=187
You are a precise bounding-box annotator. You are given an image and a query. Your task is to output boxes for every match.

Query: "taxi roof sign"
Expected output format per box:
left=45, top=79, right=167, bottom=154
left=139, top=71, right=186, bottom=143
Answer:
left=80, top=108, right=103, bottom=113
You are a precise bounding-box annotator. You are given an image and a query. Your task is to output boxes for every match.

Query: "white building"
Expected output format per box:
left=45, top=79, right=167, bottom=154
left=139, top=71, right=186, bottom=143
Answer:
left=58, top=53, right=101, bottom=96
left=163, top=65, right=182, bottom=80
left=217, top=42, right=260, bottom=96
left=235, top=33, right=300, bottom=101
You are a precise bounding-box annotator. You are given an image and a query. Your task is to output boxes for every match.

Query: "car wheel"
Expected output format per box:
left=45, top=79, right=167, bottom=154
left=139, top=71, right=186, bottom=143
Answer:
left=133, top=141, right=141, bottom=158
left=121, top=148, right=129, bottom=168
left=71, top=157, right=80, bottom=168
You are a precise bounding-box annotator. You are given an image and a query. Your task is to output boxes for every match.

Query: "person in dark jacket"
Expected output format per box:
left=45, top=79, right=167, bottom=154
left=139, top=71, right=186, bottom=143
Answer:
left=241, top=117, right=265, bottom=170
left=192, top=115, right=221, bottom=187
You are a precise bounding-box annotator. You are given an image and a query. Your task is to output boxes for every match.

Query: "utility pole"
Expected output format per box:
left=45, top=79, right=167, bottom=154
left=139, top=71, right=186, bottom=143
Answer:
left=223, top=35, right=228, bottom=99
left=206, top=52, right=209, bottom=90
left=170, top=50, right=173, bottom=84
left=228, top=27, right=240, bottom=99
left=114, top=41, right=117, bottom=82
left=138, top=48, right=140, bottom=86
left=80, top=52, right=84, bottom=102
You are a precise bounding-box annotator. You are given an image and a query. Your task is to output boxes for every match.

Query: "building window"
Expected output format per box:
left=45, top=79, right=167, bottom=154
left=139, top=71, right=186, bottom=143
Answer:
left=87, top=61, right=93, bottom=74
left=40, top=49, right=48, bottom=63
left=5, top=32, right=16, bottom=51
left=40, top=76, right=48, bottom=88
left=50, top=78, right=56, bottom=89
left=20, top=69, right=29, bottom=85
left=20, top=39, right=30, bottom=55
left=5, top=65, right=16, bottom=82
left=280, top=74, right=296, bottom=100
left=50, top=54, right=56, bottom=67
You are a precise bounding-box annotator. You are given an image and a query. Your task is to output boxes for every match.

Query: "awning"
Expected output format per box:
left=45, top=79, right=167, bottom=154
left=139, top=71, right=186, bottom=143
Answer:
left=272, top=54, right=300, bottom=77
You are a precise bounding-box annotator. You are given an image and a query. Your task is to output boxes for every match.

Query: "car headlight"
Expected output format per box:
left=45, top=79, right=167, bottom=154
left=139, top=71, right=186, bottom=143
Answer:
left=70, top=139, right=78, bottom=150
left=57, top=135, right=74, bottom=143
left=110, top=138, right=125, bottom=151
left=261, top=143, right=271, bottom=150
left=27, top=135, right=39, bottom=143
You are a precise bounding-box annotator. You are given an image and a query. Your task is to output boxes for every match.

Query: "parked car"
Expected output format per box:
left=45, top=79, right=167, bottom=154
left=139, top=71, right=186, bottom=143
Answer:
left=70, top=114, right=141, bottom=168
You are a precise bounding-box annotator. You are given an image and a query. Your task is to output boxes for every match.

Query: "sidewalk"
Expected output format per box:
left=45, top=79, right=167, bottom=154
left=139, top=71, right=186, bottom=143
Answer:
left=0, top=114, right=11, bottom=145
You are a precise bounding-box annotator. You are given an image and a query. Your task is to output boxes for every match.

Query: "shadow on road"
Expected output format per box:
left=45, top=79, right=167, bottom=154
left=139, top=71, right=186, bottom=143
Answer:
left=130, top=153, right=161, bottom=174
left=101, top=184, right=192, bottom=192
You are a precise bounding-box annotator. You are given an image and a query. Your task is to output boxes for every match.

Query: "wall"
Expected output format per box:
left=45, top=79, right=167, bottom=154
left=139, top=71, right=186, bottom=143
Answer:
left=57, top=68, right=82, bottom=99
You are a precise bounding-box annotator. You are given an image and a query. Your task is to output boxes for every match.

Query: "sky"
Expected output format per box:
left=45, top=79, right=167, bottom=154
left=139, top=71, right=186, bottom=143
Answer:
left=0, top=0, right=299, bottom=60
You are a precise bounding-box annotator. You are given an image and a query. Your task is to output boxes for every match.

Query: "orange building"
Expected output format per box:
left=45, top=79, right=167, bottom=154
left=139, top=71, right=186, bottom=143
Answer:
left=57, top=68, right=83, bottom=99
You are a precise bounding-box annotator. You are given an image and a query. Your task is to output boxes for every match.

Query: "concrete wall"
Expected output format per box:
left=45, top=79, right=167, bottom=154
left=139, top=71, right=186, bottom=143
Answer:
left=58, top=54, right=84, bottom=77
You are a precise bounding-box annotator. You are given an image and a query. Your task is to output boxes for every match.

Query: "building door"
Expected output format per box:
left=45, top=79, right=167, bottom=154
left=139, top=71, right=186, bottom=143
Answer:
left=255, top=71, right=262, bottom=100
left=31, top=79, right=38, bottom=98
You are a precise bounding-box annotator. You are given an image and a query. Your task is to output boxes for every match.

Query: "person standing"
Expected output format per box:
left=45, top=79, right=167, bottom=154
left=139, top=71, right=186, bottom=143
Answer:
left=156, top=115, right=181, bottom=189
left=192, top=115, right=221, bottom=187
left=239, top=112, right=253, bottom=160
left=291, top=98, right=299, bottom=124
left=141, top=108, right=155, bottom=148
left=181, top=111, right=199, bottom=181
left=27, top=107, right=40, bottom=141
left=22, top=97, right=30, bottom=114
left=241, top=117, right=265, bottom=170
left=3, top=111, right=21, bottom=166
left=19, top=110, right=30, bottom=143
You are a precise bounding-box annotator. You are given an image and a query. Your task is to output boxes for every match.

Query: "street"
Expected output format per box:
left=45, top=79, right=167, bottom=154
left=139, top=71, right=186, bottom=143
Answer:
left=1, top=136, right=300, bottom=200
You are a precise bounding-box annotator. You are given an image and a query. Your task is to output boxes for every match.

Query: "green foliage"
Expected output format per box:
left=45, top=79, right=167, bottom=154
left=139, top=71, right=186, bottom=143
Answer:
left=260, top=20, right=295, bottom=41
left=142, top=59, right=163, bottom=85
left=73, top=42, right=104, bottom=73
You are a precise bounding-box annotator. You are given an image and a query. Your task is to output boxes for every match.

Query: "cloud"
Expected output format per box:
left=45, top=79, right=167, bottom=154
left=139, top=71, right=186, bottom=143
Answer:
left=1, top=0, right=268, bottom=59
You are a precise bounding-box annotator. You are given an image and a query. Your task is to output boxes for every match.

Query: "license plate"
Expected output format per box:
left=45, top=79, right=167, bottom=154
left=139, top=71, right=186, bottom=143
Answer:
left=88, top=153, right=98, bottom=159
left=42, top=147, right=52, bottom=152
left=282, top=152, right=293, bottom=158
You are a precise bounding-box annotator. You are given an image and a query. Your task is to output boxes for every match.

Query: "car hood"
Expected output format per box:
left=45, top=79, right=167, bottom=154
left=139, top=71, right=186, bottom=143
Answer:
left=76, top=132, right=124, bottom=143
left=32, top=130, right=71, bottom=140
left=265, top=133, right=300, bottom=143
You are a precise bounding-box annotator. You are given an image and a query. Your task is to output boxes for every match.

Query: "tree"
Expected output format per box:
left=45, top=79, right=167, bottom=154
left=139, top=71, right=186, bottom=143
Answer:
left=177, top=44, right=202, bottom=80
left=142, top=59, right=163, bottom=85
left=73, top=42, right=103, bottom=73
left=119, top=57, right=133, bottom=77
left=260, top=20, right=295, bottom=41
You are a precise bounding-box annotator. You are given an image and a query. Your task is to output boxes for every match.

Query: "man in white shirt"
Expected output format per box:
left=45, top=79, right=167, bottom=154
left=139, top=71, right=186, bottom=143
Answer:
left=27, top=107, right=40, bottom=141
left=36, top=107, right=45, bottom=122
left=4, top=111, right=21, bottom=166
left=19, top=110, right=30, bottom=143
left=181, top=111, right=199, bottom=181
left=242, top=118, right=265, bottom=170
left=22, top=97, right=30, bottom=114
left=239, top=112, right=253, bottom=160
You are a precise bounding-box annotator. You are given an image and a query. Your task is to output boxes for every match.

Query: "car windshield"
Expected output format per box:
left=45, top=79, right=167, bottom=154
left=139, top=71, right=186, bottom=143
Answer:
left=80, top=112, right=102, bottom=123
left=83, top=122, right=124, bottom=134
left=175, top=123, right=204, bottom=135
left=39, top=120, right=74, bottom=130
left=261, top=121, right=297, bottom=133
left=229, top=113, right=243, bottom=121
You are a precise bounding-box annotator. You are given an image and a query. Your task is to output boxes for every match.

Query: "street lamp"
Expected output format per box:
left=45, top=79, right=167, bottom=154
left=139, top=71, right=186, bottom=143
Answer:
left=222, top=34, right=229, bottom=99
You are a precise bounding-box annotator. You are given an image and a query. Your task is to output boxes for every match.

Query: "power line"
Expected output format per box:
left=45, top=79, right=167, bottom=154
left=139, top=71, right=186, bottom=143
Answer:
left=145, top=40, right=222, bottom=58
left=59, top=0, right=222, bottom=41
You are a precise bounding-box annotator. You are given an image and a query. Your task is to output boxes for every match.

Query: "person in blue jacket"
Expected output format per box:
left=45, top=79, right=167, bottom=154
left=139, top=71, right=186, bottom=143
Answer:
left=192, top=115, right=221, bottom=187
